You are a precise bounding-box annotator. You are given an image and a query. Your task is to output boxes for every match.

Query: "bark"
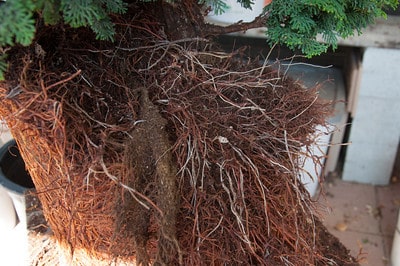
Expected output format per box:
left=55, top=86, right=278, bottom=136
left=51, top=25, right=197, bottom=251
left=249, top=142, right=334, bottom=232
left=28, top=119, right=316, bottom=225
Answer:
left=159, top=0, right=270, bottom=40
left=124, top=87, right=180, bottom=265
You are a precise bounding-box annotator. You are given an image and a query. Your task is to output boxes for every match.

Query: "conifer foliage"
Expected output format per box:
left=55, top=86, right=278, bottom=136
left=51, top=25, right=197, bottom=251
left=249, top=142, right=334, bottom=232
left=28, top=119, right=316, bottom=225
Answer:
left=0, top=1, right=398, bottom=264
left=0, top=0, right=127, bottom=79
left=0, top=0, right=398, bottom=79
left=265, top=0, right=398, bottom=56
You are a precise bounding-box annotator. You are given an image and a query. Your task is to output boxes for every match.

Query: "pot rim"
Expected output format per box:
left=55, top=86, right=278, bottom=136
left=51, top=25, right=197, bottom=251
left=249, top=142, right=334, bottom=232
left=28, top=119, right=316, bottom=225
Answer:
left=0, top=140, right=32, bottom=194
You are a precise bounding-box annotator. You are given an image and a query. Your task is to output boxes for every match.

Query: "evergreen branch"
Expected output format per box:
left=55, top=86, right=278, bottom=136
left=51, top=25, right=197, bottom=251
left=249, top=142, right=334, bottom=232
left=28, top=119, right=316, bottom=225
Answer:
left=0, top=0, right=398, bottom=80
left=0, top=0, right=36, bottom=46
left=264, top=0, right=398, bottom=57
left=198, top=0, right=228, bottom=15
left=205, top=11, right=270, bottom=36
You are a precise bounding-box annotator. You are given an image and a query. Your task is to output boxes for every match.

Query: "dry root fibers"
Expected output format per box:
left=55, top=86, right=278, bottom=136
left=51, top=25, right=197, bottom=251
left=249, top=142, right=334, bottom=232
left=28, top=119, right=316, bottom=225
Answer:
left=0, top=6, right=358, bottom=266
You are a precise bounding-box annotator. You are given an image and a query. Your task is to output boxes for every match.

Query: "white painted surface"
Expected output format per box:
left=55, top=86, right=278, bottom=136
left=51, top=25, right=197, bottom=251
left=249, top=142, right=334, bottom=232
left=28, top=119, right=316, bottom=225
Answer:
left=7, top=189, right=28, bottom=227
left=298, top=125, right=331, bottom=197
left=0, top=186, right=17, bottom=231
left=206, top=0, right=265, bottom=24
left=392, top=210, right=400, bottom=266
left=0, top=222, right=28, bottom=266
left=342, top=48, right=400, bottom=185
left=0, top=128, right=28, bottom=266
left=0, top=121, right=13, bottom=146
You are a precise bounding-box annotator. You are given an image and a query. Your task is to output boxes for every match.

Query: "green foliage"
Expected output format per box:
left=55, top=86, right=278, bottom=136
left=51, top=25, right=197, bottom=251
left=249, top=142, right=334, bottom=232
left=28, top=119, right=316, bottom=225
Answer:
left=264, top=0, right=399, bottom=57
left=199, top=0, right=229, bottom=15
left=41, top=0, right=62, bottom=25
left=199, top=0, right=253, bottom=15
left=0, top=0, right=127, bottom=47
left=61, top=0, right=127, bottom=41
left=235, top=0, right=254, bottom=9
left=0, top=52, right=7, bottom=81
left=0, top=0, right=127, bottom=80
left=0, top=0, right=36, bottom=46
left=60, top=0, right=120, bottom=41
left=0, top=0, right=398, bottom=79
left=60, top=0, right=127, bottom=41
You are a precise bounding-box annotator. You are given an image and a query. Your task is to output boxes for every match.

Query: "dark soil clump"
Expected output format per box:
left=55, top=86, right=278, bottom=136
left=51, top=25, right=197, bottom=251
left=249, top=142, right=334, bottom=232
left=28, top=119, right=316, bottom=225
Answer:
left=1, top=2, right=359, bottom=265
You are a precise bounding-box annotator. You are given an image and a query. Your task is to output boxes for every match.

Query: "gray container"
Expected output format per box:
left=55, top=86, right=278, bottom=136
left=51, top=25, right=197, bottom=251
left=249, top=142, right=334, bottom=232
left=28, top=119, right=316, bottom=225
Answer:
left=0, top=185, right=17, bottom=230
left=0, top=140, right=35, bottom=226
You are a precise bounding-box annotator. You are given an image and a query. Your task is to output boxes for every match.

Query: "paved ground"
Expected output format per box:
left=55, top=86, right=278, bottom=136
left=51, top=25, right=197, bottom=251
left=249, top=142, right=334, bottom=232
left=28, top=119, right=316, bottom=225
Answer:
left=319, top=173, right=400, bottom=266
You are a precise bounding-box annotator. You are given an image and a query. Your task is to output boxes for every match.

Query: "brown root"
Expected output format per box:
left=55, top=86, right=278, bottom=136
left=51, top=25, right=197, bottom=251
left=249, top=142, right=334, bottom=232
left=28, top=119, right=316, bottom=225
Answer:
left=0, top=3, right=358, bottom=265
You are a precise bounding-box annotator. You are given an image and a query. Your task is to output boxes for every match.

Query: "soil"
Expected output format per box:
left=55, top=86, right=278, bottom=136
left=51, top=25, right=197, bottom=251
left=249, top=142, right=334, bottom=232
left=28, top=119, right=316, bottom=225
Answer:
left=3, top=1, right=361, bottom=265
left=26, top=190, right=358, bottom=265
left=123, top=87, right=180, bottom=264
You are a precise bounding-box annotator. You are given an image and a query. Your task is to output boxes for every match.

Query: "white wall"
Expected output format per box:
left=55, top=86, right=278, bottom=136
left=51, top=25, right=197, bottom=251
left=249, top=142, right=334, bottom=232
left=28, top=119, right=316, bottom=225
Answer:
left=342, top=48, right=400, bottom=185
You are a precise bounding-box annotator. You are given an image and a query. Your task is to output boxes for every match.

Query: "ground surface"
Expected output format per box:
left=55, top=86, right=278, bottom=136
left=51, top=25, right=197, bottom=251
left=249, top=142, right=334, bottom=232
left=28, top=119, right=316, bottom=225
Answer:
left=2, top=3, right=362, bottom=265
left=26, top=189, right=359, bottom=265
left=321, top=173, right=400, bottom=266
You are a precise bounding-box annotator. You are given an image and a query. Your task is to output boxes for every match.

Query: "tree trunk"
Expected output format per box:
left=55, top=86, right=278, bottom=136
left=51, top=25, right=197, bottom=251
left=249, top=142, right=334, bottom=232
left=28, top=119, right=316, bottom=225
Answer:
left=0, top=1, right=359, bottom=265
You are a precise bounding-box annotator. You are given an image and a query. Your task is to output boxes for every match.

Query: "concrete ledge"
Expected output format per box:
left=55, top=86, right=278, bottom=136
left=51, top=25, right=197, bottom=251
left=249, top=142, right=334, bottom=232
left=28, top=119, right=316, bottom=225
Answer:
left=333, top=16, right=400, bottom=49
left=209, top=16, right=400, bottom=50
left=342, top=47, right=400, bottom=185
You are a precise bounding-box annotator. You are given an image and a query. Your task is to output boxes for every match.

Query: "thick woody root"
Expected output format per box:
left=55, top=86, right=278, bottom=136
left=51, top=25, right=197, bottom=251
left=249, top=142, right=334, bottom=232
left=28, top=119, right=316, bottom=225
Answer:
left=0, top=6, right=357, bottom=265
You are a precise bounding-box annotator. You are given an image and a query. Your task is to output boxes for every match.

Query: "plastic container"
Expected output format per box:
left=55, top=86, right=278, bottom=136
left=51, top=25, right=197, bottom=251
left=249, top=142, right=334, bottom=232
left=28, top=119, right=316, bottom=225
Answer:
left=0, top=186, right=17, bottom=231
left=0, top=120, right=13, bottom=146
left=0, top=140, right=35, bottom=226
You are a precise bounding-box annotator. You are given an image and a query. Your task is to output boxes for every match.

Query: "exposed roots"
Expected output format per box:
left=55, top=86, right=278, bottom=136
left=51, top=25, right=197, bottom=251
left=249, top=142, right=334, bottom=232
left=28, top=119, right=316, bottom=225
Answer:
left=0, top=4, right=357, bottom=266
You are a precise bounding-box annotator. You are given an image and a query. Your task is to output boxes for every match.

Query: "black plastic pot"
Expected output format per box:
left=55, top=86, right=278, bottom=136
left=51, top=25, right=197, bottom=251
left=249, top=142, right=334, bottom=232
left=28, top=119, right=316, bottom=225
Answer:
left=0, top=140, right=35, bottom=225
